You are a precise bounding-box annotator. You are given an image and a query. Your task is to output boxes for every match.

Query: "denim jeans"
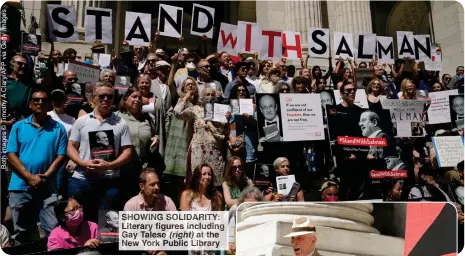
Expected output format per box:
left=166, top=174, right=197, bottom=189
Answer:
left=8, top=190, right=58, bottom=244
left=68, top=177, right=120, bottom=223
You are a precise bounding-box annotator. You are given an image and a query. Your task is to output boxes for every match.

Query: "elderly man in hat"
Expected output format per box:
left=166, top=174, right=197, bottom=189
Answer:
left=91, top=40, right=106, bottom=54
left=285, top=217, right=321, bottom=256
left=258, top=66, right=284, bottom=93
left=150, top=60, right=172, bottom=115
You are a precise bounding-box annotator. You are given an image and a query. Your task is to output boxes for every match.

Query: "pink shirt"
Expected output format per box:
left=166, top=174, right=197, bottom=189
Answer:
left=124, top=193, right=177, bottom=211
left=47, top=221, right=98, bottom=251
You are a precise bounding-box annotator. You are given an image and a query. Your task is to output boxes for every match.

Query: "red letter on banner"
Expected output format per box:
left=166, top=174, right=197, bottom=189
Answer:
left=262, top=30, right=281, bottom=58
left=282, top=32, right=302, bottom=59
left=221, top=30, right=237, bottom=48
left=245, top=23, right=252, bottom=52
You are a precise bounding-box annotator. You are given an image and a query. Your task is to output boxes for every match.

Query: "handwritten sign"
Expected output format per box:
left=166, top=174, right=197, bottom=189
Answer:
left=381, top=99, right=428, bottom=137
left=432, top=136, right=464, bottom=167
left=279, top=93, right=325, bottom=141
left=427, top=90, right=458, bottom=124
left=68, top=60, right=100, bottom=84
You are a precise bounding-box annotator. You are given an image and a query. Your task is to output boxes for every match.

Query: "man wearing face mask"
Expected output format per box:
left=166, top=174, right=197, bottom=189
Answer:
left=175, top=53, right=199, bottom=90
left=110, top=44, right=138, bottom=82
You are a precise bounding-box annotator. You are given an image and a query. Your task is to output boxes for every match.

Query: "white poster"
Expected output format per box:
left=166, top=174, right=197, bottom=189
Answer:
left=259, top=30, right=282, bottom=61
left=237, top=21, right=261, bottom=54
left=68, top=61, right=100, bottom=84
left=124, top=12, right=151, bottom=46
left=98, top=53, right=111, bottom=67
left=276, top=175, right=296, bottom=196
left=355, top=34, right=376, bottom=62
left=424, top=47, right=442, bottom=71
left=333, top=89, right=369, bottom=109
left=397, top=31, right=415, bottom=59
left=213, top=103, right=230, bottom=123
left=427, top=90, right=459, bottom=124
left=413, top=35, right=431, bottom=61
left=46, top=4, right=78, bottom=42
left=190, top=4, right=215, bottom=39
left=84, top=7, right=112, bottom=44
left=217, top=23, right=238, bottom=55
left=282, top=31, right=302, bottom=60
left=239, top=99, right=254, bottom=116
left=279, top=93, right=325, bottom=141
left=308, top=28, right=330, bottom=58
left=380, top=99, right=428, bottom=137
left=376, top=36, right=394, bottom=64
left=432, top=136, right=464, bottom=167
left=334, top=32, right=354, bottom=60
left=158, top=4, right=183, bottom=38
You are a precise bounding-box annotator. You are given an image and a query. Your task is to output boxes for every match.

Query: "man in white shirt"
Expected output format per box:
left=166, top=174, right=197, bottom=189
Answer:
left=150, top=61, right=172, bottom=113
left=219, top=52, right=234, bottom=82
left=284, top=217, right=321, bottom=256
left=48, top=89, right=75, bottom=136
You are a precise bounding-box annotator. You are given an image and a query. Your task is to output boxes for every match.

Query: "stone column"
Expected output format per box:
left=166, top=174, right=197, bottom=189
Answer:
left=335, top=1, right=372, bottom=34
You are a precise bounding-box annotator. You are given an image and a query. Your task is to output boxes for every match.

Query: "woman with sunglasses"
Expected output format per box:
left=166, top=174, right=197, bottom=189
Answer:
left=48, top=197, right=100, bottom=251
left=174, top=87, right=229, bottom=187
left=399, top=79, right=418, bottom=99
left=366, top=78, right=386, bottom=106
left=264, top=157, right=304, bottom=202
left=163, top=78, right=199, bottom=205
left=222, top=157, right=254, bottom=210
left=278, top=82, right=292, bottom=93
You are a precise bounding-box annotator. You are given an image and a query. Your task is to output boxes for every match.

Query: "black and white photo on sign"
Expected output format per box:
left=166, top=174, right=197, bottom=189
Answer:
left=46, top=4, right=78, bottom=42
left=84, top=7, right=112, bottom=44
left=190, top=3, right=215, bottom=39
left=282, top=31, right=302, bottom=60
left=257, top=94, right=283, bottom=142
left=260, top=30, right=282, bottom=61
left=237, top=21, right=261, bottom=54
left=320, top=90, right=336, bottom=110
left=125, top=11, right=151, bottom=46
left=213, top=103, right=230, bottom=123
left=21, top=32, right=41, bottom=56
left=98, top=210, right=119, bottom=243
left=449, top=95, right=464, bottom=124
left=413, top=35, right=431, bottom=61
left=276, top=175, right=295, bottom=196
left=432, top=136, right=464, bottom=168
left=307, top=28, right=330, bottom=58
left=396, top=31, right=415, bottom=59
left=158, top=4, right=183, bottom=38
left=217, top=22, right=238, bottom=55
left=230, top=99, right=240, bottom=115
left=376, top=36, right=395, bottom=64
left=334, top=32, right=354, bottom=60
left=89, top=130, right=116, bottom=162
left=204, top=102, right=214, bottom=121
left=252, top=164, right=274, bottom=191
left=355, top=34, right=376, bottom=62
left=279, top=93, right=326, bottom=141
left=380, top=99, right=428, bottom=137
left=333, top=89, right=369, bottom=108
left=427, top=90, right=458, bottom=125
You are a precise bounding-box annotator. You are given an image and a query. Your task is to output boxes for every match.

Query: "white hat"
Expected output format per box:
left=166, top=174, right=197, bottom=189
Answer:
left=156, top=60, right=170, bottom=67
left=181, top=48, right=189, bottom=54
left=283, top=217, right=316, bottom=238
left=155, top=49, right=165, bottom=55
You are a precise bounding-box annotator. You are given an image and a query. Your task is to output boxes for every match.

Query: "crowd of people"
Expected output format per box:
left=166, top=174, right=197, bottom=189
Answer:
left=1, top=30, right=464, bottom=254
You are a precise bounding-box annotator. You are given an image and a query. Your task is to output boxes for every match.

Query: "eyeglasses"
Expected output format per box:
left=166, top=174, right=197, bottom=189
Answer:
left=232, top=165, right=242, bottom=170
left=444, top=77, right=451, bottom=81
left=372, top=82, right=380, bottom=86
left=206, top=93, right=214, bottom=96
left=240, top=67, right=249, bottom=71
left=15, top=61, right=26, bottom=67
left=31, top=97, right=50, bottom=103
left=199, top=65, right=211, bottom=70
left=97, top=94, right=114, bottom=100
left=237, top=89, right=246, bottom=93
left=344, top=88, right=356, bottom=93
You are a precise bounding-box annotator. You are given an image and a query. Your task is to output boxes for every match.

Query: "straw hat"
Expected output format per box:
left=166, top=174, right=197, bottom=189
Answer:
left=266, top=67, right=284, bottom=81
left=284, top=217, right=316, bottom=238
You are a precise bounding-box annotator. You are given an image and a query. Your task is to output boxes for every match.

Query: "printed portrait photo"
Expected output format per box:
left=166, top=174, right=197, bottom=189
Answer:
left=256, top=94, right=283, bottom=142
left=89, top=130, right=116, bottom=161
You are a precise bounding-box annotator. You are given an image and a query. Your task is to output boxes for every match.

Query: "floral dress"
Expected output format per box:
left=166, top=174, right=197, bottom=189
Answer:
left=174, top=101, right=228, bottom=187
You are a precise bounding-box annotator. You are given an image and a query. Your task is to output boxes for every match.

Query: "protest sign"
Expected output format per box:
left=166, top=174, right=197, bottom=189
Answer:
left=239, top=99, right=254, bottom=116
left=46, top=4, right=78, bottom=42
left=190, top=4, right=215, bottom=39
left=21, top=32, right=41, bottom=56
left=257, top=94, right=283, bottom=142
left=427, top=90, right=458, bottom=124
left=85, top=7, right=112, bottom=44
left=424, top=47, right=442, bottom=71
left=213, top=103, right=229, bottom=123
left=279, top=93, right=325, bottom=141
left=237, top=21, right=261, bottom=54
left=413, top=35, right=431, bottom=61
left=276, top=175, right=296, bottom=196
left=432, top=136, right=464, bottom=167
left=158, top=4, right=183, bottom=38
left=333, top=89, right=369, bottom=108
left=308, top=28, right=330, bottom=58
left=397, top=31, right=415, bottom=59
left=355, top=34, right=376, bottom=62
left=449, top=95, right=464, bottom=129
left=217, top=23, right=238, bottom=55
left=125, top=12, right=151, bottom=46
left=380, top=99, right=428, bottom=137
left=376, top=36, right=394, bottom=64
left=334, top=32, right=354, bottom=60
left=253, top=163, right=275, bottom=191
left=260, top=30, right=282, bottom=61
left=68, top=61, right=100, bottom=84
left=282, top=31, right=302, bottom=60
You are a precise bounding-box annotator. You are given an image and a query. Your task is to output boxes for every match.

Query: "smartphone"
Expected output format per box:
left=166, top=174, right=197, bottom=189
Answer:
left=285, top=182, right=300, bottom=201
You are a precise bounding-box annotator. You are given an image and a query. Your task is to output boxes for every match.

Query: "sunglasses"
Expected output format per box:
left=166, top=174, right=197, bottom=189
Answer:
left=444, top=77, right=451, bottom=80
left=67, top=78, right=78, bottom=83
left=199, top=65, right=211, bottom=70
left=97, top=94, right=114, bottom=100
left=147, top=59, right=157, bottom=63
left=237, top=89, right=246, bottom=93
left=240, top=67, right=249, bottom=71
left=344, top=88, right=356, bottom=93
left=31, top=97, right=50, bottom=103
left=372, top=82, right=380, bottom=86
left=16, top=61, right=26, bottom=67
left=232, top=165, right=242, bottom=170
left=205, top=93, right=214, bottom=96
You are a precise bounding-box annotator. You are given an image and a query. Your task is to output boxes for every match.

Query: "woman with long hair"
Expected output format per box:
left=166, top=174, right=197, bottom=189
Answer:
left=399, top=79, right=417, bottom=99
left=48, top=197, right=100, bottom=251
left=336, top=68, right=353, bottom=89
left=310, top=59, right=332, bottom=90
left=222, top=157, right=254, bottom=209
left=291, top=77, right=310, bottom=93
left=366, top=78, right=385, bottom=105
left=264, top=157, right=305, bottom=202
left=432, top=82, right=447, bottom=92
left=163, top=77, right=199, bottom=206
left=174, top=87, right=229, bottom=187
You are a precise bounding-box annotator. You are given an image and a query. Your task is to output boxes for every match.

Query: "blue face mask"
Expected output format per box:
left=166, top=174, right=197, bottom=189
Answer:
left=84, top=60, right=92, bottom=65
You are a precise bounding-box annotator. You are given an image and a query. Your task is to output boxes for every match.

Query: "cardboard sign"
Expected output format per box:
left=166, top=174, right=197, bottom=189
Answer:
left=376, top=36, right=394, bottom=64
left=46, top=4, right=78, bottom=42
left=432, top=136, right=464, bottom=167
left=217, top=22, right=238, bottom=55
left=282, top=31, right=302, bottom=60
left=380, top=99, right=428, bottom=137
left=427, top=90, right=458, bottom=124
left=158, top=4, right=183, bottom=38
left=260, top=30, right=282, bottom=61
left=21, top=32, right=41, bottom=56
left=85, top=7, right=112, bottom=44
left=308, top=28, right=330, bottom=58
left=68, top=60, right=100, bottom=84
left=237, top=21, right=261, bottom=54
left=190, top=4, right=215, bottom=39
left=125, top=11, right=151, bottom=46
left=334, top=32, right=354, bottom=60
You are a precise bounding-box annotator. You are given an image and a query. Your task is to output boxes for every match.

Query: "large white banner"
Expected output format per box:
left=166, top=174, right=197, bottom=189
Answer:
left=237, top=21, right=261, bottom=54
left=355, top=34, right=376, bottom=62
left=432, top=136, right=464, bottom=167
left=334, top=32, right=354, bottom=60
left=260, top=30, right=282, bottom=61
left=427, top=90, right=459, bottom=124
left=333, top=89, right=369, bottom=109
left=84, top=7, right=112, bottom=44
left=282, top=31, right=302, bottom=60
left=217, top=23, right=238, bottom=55
left=46, top=4, right=78, bottom=42
left=397, top=31, right=415, bottom=59
left=376, top=36, right=394, bottom=64
left=279, top=93, right=325, bottom=141
left=125, top=12, right=151, bottom=46
left=190, top=4, right=215, bottom=39
left=308, top=28, right=330, bottom=58
left=158, top=4, right=183, bottom=38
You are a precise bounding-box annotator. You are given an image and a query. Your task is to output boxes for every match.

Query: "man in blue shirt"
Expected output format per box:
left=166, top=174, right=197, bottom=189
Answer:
left=7, top=89, right=68, bottom=244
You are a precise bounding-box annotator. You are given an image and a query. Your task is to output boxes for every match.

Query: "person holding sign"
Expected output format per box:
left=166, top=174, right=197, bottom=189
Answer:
left=258, top=67, right=284, bottom=94
left=224, top=61, right=255, bottom=99
left=174, top=89, right=229, bottom=187
left=338, top=82, right=360, bottom=109
left=263, top=157, right=304, bottom=202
